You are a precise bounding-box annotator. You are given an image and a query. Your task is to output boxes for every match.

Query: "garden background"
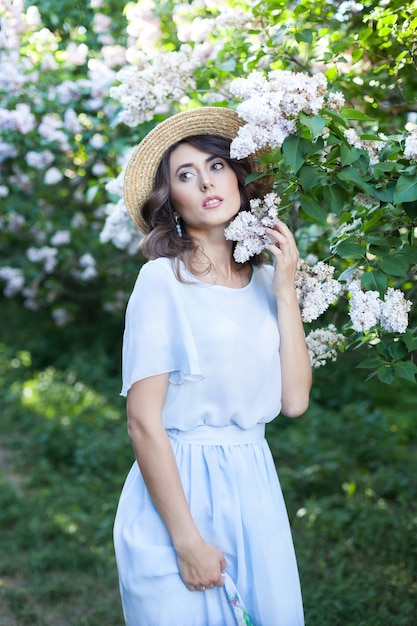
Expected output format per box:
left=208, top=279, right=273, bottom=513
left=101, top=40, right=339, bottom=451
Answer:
left=0, top=1, right=416, bottom=624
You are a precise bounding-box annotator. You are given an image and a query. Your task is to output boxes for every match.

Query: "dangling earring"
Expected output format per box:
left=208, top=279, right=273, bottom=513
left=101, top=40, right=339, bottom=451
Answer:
left=175, top=215, right=183, bottom=238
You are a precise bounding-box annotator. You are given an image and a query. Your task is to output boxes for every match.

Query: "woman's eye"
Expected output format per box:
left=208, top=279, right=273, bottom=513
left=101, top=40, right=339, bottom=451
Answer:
left=212, top=161, right=224, bottom=171
left=178, top=171, right=193, bottom=181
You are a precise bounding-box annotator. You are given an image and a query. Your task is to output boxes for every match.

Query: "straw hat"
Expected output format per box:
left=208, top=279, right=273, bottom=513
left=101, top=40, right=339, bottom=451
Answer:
left=123, top=107, right=248, bottom=233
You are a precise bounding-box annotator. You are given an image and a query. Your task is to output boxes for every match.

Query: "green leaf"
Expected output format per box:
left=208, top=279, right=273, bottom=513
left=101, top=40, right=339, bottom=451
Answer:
left=216, top=58, right=236, bottom=71
left=356, top=356, right=382, bottom=370
left=338, top=262, right=360, bottom=282
left=394, top=361, right=417, bottom=383
left=299, top=165, right=322, bottom=191
left=361, top=270, right=388, bottom=294
left=295, top=29, right=313, bottom=43
left=86, top=185, right=99, bottom=203
left=337, top=168, right=374, bottom=194
left=402, top=244, right=417, bottom=264
left=372, top=162, right=399, bottom=176
left=299, top=114, right=326, bottom=138
left=324, top=108, right=349, bottom=128
left=402, top=200, right=417, bottom=219
left=299, top=196, right=328, bottom=225
left=402, top=330, right=417, bottom=352
left=378, top=255, right=409, bottom=277
left=335, top=241, right=365, bottom=259
left=340, top=144, right=362, bottom=166
left=341, top=108, right=371, bottom=121
left=322, top=185, right=345, bottom=215
left=245, top=170, right=268, bottom=184
left=282, top=135, right=311, bottom=173
left=394, top=174, right=417, bottom=204
left=376, top=364, right=395, bottom=384
left=388, top=342, right=407, bottom=360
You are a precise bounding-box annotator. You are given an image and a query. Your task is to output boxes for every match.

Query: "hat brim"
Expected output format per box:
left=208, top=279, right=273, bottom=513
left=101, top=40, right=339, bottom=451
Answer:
left=123, top=107, right=248, bottom=233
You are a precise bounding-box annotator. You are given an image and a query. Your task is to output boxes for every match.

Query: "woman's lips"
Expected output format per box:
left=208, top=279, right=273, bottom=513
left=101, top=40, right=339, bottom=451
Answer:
left=202, top=196, right=223, bottom=208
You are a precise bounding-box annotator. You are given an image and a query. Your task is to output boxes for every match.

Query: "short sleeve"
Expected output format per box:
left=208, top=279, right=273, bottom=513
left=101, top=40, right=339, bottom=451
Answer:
left=120, top=259, right=204, bottom=397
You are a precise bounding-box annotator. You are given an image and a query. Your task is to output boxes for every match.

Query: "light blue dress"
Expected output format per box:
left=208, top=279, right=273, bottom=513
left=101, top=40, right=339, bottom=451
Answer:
left=114, top=257, right=304, bottom=626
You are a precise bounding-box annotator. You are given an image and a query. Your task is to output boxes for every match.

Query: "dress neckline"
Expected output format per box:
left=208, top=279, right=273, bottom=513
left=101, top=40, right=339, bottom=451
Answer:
left=180, top=261, right=255, bottom=292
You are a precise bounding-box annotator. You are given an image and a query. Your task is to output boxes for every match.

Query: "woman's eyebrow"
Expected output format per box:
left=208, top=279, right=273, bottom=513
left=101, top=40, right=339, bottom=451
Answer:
left=174, top=154, right=219, bottom=176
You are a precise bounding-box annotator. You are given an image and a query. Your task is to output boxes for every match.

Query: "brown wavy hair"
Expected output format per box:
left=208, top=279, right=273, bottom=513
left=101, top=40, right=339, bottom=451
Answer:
left=140, top=135, right=269, bottom=276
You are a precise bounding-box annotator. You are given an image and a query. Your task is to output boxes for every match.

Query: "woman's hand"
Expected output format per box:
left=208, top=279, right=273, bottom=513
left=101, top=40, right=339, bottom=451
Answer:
left=265, top=220, right=299, bottom=300
left=176, top=537, right=226, bottom=592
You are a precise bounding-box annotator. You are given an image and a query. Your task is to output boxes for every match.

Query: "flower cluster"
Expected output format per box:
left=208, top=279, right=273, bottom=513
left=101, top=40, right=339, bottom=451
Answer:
left=305, top=325, right=346, bottom=368
left=344, top=128, right=387, bottom=165
left=404, top=127, right=417, bottom=160
left=224, top=192, right=281, bottom=263
left=229, top=70, right=343, bottom=159
left=295, top=260, right=342, bottom=323
left=348, top=280, right=411, bottom=333
left=110, top=45, right=202, bottom=127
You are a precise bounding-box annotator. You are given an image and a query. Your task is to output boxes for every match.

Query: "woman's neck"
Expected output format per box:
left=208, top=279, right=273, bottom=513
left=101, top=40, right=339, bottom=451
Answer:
left=189, top=239, right=250, bottom=288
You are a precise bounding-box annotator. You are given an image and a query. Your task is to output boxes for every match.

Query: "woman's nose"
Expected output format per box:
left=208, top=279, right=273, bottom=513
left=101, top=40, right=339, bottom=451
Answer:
left=201, top=177, right=214, bottom=191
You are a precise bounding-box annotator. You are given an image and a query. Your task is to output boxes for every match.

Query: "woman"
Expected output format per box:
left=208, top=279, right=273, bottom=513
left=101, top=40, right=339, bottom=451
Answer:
left=114, top=107, right=312, bottom=626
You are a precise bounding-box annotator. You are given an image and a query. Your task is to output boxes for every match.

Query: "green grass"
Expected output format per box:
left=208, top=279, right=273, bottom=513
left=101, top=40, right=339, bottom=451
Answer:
left=1, top=342, right=416, bottom=625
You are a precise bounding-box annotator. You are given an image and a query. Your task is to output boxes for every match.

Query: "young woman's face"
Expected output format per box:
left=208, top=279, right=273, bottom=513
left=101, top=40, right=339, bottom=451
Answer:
left=169, top=142, right=241, bottom=236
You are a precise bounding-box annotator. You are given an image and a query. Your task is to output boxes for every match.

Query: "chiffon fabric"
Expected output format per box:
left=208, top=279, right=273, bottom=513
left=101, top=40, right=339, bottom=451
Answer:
left=114, top=257, right=304, bottom=626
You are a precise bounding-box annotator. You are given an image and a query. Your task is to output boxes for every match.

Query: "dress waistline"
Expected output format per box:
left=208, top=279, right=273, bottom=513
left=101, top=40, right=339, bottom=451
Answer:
left=166, top=423, right=265, bottom=446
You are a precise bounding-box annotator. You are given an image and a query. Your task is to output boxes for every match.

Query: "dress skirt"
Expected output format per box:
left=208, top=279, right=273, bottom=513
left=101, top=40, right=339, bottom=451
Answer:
left=114, top=424, right=304, bottom=626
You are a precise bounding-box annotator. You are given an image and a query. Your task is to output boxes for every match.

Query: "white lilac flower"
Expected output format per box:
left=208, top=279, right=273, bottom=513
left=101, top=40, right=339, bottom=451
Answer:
left=215, top=7, right=253, bottom=30
left=0, top=141, right=18, bottom=162
left=296, top=260, right=342, bottom=323
left=50, top=230, right=71, bottom=246
left=224, top=192, right=281, bottom=263
left=12, top=103, right=36, bottom=134
left=101, top=44, right=127, bottom=68
left=404, top=128, right=417, bottom=160
left=64, top=108, right=82, bottom=134
left=26, top=246, right=58, bottom=273
left=305, top=325, right=345, bottom=368
left=38, top=114, right=70, bottom=151
left=65, top=42, right=89, bottom=66
left=100, top=199, right=143, bottom=252
left=344, top=128, right=387, bottom=165
left=41, top=52, right=57, bottom=71
left=93, top=13, right=111, bottom=34
left=327, top=91, right=345, bottom=111
left=89, top=133, right=105, bottom=149
left=78, top=253, right=98, bottom=280
left=229, top=70, right=330, bottom=159
left=55, top=79, right=81, bottom=104
left=26, top=150, right=55, bottom=169
left=176, top=16, right=216, bottom=44
left=52, top=307, right=73, bottom=327
left=44, top=167, right=63, bottom=185
left=0, top=185, right=9, bottom=197
left=111, top=46, right=201, bottom=127
left=71, top=212, right=87, bottom=229
left=348, top=279, right=381, bottom=331
left=0, top=266, right=25, bottom=296
left=379, top=287, right=411, bottom=333
left=25, top=5, right=42, bottom=26
left=92, top=162, right=106, bottom=176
